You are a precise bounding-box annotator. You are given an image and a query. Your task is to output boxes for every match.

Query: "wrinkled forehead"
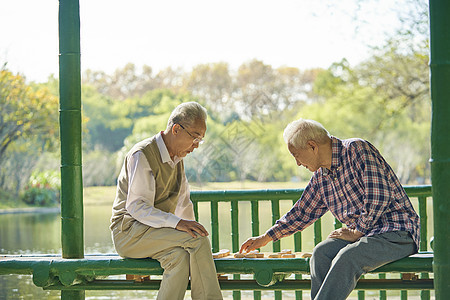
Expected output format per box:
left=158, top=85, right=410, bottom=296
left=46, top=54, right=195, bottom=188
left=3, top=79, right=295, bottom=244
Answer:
left=188, top=120, right=207, bottom=136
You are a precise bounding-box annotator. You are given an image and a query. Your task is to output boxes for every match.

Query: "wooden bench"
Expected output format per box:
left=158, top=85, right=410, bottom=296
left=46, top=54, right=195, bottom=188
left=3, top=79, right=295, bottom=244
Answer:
left=0, top=252, right=433, bottom=291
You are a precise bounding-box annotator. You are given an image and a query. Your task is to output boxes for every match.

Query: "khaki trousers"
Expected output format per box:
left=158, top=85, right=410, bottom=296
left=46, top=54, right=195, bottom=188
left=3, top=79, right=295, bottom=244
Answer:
left=111, top=218, right=223, bottom=300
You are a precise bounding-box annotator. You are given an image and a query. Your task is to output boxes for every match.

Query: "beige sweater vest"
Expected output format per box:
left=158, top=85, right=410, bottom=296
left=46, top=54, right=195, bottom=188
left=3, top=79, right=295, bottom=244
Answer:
left=110, top=136, right=184, bottom=230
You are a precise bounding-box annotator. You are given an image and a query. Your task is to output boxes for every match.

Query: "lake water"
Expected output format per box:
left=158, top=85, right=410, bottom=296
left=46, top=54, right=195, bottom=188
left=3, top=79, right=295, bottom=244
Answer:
left=0, top=200, right=434, bottom=299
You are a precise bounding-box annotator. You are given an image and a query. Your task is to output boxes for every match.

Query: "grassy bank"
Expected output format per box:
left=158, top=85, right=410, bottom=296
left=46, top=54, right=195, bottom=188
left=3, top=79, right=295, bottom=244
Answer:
left=0, top=190, right=30, bottom=210
left=1, top=182, right=307, bottom=208
left=83, top=181, right=307, bottom=206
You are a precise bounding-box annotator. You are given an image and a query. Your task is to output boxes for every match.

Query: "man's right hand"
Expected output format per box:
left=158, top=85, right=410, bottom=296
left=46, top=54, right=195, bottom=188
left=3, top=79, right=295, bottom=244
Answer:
left=176, top=219, right=209, bottom=238
left=239, top=234, right=272, bottom=253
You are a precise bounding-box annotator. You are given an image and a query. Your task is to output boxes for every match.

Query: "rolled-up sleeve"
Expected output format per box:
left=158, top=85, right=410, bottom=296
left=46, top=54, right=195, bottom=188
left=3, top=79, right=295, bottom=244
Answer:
left=266, top=178, right=327, bottom=241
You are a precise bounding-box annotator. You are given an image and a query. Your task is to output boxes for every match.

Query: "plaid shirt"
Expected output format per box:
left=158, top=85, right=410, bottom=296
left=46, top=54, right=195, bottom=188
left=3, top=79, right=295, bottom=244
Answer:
left=267, top=137, right=420, bottom=251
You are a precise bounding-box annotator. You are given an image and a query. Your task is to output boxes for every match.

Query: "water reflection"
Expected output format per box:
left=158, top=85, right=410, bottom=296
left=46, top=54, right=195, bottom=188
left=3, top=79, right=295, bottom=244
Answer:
left=0, top=212, right=61, bottom=254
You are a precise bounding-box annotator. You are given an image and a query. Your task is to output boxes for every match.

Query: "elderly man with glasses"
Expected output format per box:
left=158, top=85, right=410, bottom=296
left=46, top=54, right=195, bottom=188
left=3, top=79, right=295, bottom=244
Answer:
left=110, top=102, right=222, bottom=300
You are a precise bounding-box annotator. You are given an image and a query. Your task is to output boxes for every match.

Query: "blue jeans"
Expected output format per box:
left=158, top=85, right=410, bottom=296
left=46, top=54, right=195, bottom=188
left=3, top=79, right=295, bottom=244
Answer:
left=310, top=231, right=416, bottom=300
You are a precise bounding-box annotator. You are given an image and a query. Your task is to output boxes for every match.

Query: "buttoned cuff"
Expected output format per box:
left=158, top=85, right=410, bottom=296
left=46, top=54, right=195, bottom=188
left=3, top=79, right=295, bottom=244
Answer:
left=265, top=227, right=280, bottom=242
left=166, top=214, right=182, bottom=228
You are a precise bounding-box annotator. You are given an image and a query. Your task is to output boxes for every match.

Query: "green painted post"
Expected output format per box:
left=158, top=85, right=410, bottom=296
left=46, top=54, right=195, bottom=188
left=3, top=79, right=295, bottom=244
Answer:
left=271, top=200, right=281, bottom=252
left=59, top=0, right=84, bottom=299
left=251, top=201, right=259, bottom=237
left=250, top=200, right=262, bottom=300
left=378, top=273, right=386, bottom=300
left=334, top=218, right=342, bottom=229
left=429, top=0, right=450, bottom=299
left=230, top=200, right=241, bottom=300
left=270, top=199, right=282, bottom=300
left=193, top=201, right=198, bottom=222
left=58, top=0, right=84, bottom=260
left=210, top=201, right=219, bottom=252
left=418, top=196, right=430, bottom=300
left=293, top=199, right=303, bottom=300
left=231, top=200, right=239, bottom=252
left=313, top=219, right=322, bottom=246
left=357, top=288, right=365, bottom=300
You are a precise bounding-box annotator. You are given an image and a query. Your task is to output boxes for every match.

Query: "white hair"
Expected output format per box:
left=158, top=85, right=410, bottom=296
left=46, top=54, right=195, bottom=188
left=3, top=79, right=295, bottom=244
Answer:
left=283, top=119, right=330, bottom=149
left=167, top=102, right=207, bottom=128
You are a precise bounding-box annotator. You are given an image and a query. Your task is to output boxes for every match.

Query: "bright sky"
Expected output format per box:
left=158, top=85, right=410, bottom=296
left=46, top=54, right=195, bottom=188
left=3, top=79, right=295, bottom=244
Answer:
left=1, top=0, right=403, bottom=83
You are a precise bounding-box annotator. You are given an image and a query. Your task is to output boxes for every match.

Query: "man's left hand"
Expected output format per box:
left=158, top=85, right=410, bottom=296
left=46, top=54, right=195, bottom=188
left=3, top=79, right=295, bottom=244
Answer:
left=328, top=228, right=364, bottom=242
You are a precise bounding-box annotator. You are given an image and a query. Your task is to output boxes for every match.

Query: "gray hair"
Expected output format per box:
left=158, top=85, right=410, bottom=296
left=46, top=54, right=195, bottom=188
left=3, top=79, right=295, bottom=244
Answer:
left=167, top=102, right=207, bottom=128
left=283, top=119, right=330, bottom=149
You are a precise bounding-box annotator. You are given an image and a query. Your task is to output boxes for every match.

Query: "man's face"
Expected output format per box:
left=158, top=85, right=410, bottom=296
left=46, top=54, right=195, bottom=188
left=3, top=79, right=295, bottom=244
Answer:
left=288, top=142, right=320, bottom=172
left=174, top=120, right=206, bottom=158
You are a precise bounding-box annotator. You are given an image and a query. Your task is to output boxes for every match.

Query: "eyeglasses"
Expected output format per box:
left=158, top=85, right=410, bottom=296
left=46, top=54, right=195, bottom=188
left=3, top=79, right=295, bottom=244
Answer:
left=178, top=124, right=204, bottom=144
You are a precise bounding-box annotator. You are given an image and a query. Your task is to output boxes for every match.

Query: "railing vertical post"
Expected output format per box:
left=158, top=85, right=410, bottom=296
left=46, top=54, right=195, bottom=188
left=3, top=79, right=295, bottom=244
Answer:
left=418, top=196, right=431, bottom=300
left=429, top=0, right=450, bottom=299
left=193, top=201, right=198, bottom=222
left=293, top=199, right=303, bottom=300
left=313, top=219, right=322, bottom=246
left=230, top=199, right=241, bottom=300
left=271, top=200, right=281, bottom=253
left=231, top=200, right=239, bottom=252
left=250, top=200, right=262, bottom=300
left=270, top=199, right=282, bottom=300
left=400, top=290, right=407, bottom=300
left=378, top=273, right=386, bottom=300
left=210, top=200, right=219, bottom=253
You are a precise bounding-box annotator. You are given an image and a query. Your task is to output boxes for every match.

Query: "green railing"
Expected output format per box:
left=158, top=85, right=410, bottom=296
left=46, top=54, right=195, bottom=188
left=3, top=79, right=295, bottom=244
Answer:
left=190, top=185, right=433, bottom=300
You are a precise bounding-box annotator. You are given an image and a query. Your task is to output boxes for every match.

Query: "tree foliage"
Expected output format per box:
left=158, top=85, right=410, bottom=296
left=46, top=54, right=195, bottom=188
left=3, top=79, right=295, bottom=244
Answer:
left=0, top=67, right=58, bottom=193
left=76, top=35, right=433, bottom=185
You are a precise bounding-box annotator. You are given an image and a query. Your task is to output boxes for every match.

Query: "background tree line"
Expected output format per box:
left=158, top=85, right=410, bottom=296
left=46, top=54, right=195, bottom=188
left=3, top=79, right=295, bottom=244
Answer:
left=0, top=0, right=430, bottom=205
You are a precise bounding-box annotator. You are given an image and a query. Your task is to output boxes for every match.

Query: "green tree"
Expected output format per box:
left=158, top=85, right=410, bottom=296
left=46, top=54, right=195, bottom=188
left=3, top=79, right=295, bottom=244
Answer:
left=0, top=67, right=58, bottom=193
left=301, top=43, right=430, bottom=184
left=82, top=85, right=132, bottom=152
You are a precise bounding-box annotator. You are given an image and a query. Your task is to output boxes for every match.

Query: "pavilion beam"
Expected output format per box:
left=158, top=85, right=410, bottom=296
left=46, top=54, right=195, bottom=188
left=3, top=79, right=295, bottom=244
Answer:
left=429, top=0, right=450, bottom=298
left=58, top=0, right=84, bottom=260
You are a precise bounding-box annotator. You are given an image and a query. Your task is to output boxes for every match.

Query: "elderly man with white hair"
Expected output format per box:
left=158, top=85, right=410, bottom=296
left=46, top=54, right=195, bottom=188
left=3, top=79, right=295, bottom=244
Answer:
left=110, top=102, right=223, bottom=300
left=240, top=118, right=419, bottom=300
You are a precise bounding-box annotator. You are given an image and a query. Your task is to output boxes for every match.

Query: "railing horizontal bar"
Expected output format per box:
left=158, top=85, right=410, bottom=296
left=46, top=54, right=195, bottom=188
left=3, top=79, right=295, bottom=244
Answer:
left=190, top=185, right=431, bottom=202
left=191, top=189, right=304, bottom=201
left=0, top=253, right=433, bottom=277
left=43, top=279, right=434, bottom=291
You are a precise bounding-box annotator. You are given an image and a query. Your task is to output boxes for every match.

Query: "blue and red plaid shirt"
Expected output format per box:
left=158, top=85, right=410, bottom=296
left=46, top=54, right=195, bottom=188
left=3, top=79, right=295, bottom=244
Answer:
left=267, top=137, right=420, bottom=251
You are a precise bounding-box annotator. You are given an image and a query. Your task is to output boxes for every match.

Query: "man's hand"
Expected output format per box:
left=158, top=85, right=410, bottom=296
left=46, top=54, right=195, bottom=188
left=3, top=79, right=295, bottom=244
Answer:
left=239, top=234, right=272, bottom=253
left=176, top=219, right=209, bottom=238
left=328, top=227, right=364, bottom=242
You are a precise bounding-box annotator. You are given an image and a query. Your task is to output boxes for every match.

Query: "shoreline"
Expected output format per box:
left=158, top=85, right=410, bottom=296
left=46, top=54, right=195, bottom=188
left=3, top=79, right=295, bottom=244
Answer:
left=0, top=206, right=60, bottom=215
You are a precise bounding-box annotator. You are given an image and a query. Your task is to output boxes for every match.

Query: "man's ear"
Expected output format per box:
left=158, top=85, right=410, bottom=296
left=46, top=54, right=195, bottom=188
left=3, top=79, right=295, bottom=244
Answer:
left=172, top=124, right=179, bottom=135
left=307, top=140, right=318, bottom=151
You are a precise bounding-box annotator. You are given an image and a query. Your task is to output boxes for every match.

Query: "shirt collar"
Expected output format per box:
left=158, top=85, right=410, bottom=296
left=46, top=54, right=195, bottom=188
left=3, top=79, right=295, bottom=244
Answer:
left=321, top=136, right=343, bottom=175
left=155, top=131, right=181, bottom=165
left=330, top=136, right=342, bottom=170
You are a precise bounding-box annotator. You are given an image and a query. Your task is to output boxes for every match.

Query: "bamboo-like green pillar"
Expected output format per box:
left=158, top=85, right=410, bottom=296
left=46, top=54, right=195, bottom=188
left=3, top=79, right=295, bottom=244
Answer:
left=429, top=0, right=450, bottom=298
left=59, top=0, right=84, bottom=259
